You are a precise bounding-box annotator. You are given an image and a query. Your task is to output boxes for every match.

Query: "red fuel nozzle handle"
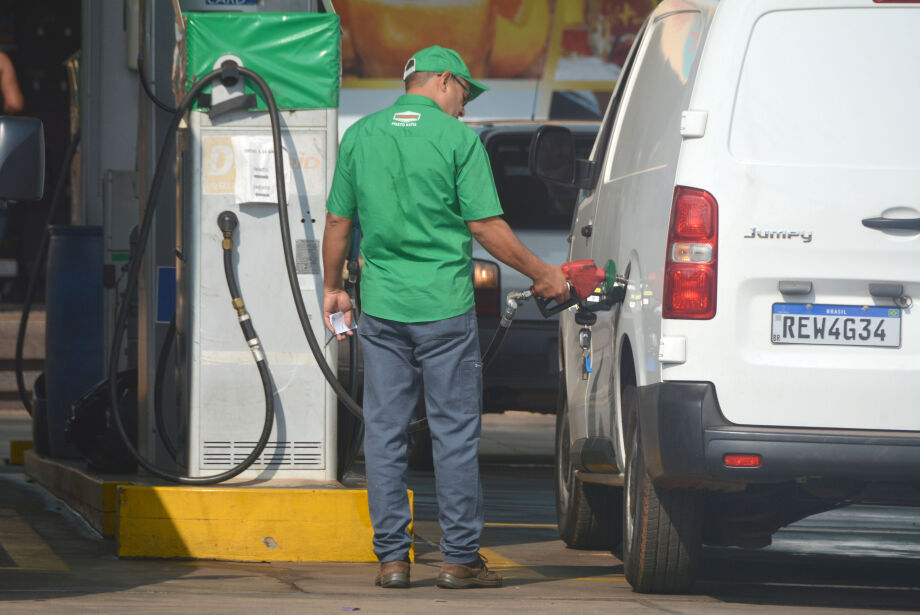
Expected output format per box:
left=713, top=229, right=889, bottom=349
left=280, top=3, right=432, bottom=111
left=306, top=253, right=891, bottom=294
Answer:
left=534, top=284, right=578, bottom=318
left=562, top=260, right=608, bottom=300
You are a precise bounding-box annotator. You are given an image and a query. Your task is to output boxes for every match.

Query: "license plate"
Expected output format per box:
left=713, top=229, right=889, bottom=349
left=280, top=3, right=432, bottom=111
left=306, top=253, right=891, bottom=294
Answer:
left=771, top=303, right=901, bottom=348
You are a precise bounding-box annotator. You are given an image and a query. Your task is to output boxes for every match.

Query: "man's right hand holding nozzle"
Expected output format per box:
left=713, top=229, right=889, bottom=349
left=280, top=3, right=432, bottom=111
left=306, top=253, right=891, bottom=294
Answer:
left=532, top=263, right=570, bottom=305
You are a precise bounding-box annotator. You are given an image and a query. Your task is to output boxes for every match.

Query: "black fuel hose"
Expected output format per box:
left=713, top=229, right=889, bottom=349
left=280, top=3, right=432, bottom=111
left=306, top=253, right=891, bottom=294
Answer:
left=217, top=210, right=275, bottom=459
left=153, top=314, right=179, bottom=461
left=481, top=326, right=509, bottom=369
left=480, top=289, right=533, bottom=369
left=137, top=54, right=181, bottom=463
left=107, top=67, right=276, bottom=484
left=136, top=54, right=177, bottom=114
left=15, top=131, right=81, bottom=414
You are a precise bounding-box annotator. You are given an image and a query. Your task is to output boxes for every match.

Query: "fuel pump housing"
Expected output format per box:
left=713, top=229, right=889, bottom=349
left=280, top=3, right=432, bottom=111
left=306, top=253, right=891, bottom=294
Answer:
left=174, top=12, right=341, bottom=480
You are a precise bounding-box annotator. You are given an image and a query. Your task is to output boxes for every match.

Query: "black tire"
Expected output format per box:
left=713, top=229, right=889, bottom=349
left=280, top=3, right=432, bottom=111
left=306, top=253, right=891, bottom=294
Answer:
left=621, top=385, right=703, bottom=593
left=555, top=382, right=622, bottom=549
left=407, top=391, right=433, bottom=471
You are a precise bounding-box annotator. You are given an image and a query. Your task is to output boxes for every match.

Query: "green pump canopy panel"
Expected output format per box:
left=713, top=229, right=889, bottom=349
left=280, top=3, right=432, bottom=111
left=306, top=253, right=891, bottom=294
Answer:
left=185, top=12, right=340, bottom=111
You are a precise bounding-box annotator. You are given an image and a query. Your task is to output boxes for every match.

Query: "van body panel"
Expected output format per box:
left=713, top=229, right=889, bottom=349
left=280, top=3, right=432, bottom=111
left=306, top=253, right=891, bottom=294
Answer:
left=583, top=6, right=710, bottom=461
left=564, top=188, right=601, bottom=443
left=665, top=3, right=920, bottom=431
left=564, top=9, right=661, bottom=450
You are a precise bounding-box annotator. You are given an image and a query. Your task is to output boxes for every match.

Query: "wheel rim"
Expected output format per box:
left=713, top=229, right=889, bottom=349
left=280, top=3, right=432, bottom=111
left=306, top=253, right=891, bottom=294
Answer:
left=625, top=430, right=637, bottom=549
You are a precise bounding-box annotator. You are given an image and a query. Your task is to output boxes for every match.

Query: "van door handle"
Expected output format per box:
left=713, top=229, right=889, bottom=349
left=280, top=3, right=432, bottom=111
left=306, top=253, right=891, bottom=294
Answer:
left=580, top=224, right=593, bottom=237
left=862, top=217, right=920, bottom=231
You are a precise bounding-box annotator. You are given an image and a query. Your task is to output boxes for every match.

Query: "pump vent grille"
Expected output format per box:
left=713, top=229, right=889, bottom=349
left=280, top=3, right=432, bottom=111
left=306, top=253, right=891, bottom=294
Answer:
left=202, top=441, right=323, bottom=469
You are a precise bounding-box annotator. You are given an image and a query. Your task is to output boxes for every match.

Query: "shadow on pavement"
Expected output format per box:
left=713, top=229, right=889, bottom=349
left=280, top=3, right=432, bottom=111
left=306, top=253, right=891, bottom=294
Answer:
left=699, top=547, right=920, bottom=611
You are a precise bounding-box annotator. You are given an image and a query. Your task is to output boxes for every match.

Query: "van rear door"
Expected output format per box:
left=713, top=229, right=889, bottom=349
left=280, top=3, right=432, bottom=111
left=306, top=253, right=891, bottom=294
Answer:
left=688, top=5, right=920, bottom=431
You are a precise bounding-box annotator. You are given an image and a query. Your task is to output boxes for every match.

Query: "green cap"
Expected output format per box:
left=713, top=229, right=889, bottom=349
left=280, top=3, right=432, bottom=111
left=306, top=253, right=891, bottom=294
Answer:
left=403, top=45, right=488, bottom=102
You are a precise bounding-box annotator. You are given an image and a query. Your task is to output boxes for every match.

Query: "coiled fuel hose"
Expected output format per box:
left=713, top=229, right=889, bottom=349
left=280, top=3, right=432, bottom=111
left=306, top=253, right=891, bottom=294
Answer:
left=107, top=66, right=278, bottom=484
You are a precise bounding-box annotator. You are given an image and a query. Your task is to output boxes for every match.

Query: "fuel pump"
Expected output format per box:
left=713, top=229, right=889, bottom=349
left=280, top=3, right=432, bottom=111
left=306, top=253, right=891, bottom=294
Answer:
left=106, top=12, right=349, bottom=484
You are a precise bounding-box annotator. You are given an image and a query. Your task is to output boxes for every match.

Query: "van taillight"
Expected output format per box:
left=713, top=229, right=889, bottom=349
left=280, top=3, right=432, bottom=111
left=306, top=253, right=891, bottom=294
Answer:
left=663, top=187, right=718, bottom=319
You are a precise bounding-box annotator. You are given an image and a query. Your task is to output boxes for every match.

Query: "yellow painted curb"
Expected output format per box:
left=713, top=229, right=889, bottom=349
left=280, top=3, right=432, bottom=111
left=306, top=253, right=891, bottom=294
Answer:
left=23, top=450, right=130, bottom=537
left=9, top=441, right=33, bottom=465
left=117, top=485, right=414, bottom=562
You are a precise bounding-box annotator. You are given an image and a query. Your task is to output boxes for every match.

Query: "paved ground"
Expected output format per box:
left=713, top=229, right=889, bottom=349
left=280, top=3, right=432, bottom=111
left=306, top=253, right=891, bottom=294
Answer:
left=3, top=409, right=920, bottom=614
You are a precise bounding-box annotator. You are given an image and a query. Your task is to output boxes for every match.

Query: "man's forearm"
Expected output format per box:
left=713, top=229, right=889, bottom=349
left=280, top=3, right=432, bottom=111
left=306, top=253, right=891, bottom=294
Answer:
left=322, top=213, right=352, bottom=290
left=467, top=216, right=548, bottom=280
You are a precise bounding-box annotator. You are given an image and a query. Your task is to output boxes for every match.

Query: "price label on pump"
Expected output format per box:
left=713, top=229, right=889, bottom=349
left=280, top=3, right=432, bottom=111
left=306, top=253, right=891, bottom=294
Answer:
left=233, top=136, right=293, bottom=205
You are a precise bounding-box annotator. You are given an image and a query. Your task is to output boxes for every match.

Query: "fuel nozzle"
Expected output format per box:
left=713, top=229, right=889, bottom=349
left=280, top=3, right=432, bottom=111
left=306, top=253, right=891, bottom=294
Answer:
left=534, top=259, right=605, bottom=317
left=218, top=210, right=239, bottom=235
left=218, top=211, right=239, bottom=250
left=534, top=259, right=626, bottom=318
left=577, top=259, right=627, bottom=312
left=501, top=289, right=534, bottom=327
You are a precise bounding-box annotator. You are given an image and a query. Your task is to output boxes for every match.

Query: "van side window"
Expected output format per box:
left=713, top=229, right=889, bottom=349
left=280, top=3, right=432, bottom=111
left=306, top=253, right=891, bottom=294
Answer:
left=587, top=17, right=650, bottom=183
left=604, top=11, right=704, bottom=184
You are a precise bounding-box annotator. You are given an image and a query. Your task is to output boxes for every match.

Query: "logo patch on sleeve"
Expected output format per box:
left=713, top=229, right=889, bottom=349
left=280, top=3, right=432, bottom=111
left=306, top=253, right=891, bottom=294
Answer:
left=392, top=111, right=420, bottom=126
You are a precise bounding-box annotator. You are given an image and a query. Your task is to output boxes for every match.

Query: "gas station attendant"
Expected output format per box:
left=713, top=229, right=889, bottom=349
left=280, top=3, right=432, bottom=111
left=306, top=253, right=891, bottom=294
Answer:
left=322, top=45, right=568, bottom=590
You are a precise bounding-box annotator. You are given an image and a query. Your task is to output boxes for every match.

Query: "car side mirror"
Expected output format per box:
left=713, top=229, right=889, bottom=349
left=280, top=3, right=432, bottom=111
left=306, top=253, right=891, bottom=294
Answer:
left=529, top=125, right=575, bottom=184
left=0, top=116, right=45, bottom=201
left=529, top=125, right=596, bottom=190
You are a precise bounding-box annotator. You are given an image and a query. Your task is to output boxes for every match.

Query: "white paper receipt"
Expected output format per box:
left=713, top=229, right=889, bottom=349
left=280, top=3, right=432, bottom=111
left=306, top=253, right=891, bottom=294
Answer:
left=330, top=311, right=356, bottom=335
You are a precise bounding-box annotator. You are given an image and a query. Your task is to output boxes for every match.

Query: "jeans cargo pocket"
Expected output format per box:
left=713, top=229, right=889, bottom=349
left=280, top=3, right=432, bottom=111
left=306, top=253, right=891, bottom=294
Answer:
left=460, top=359, right=483, bottom=415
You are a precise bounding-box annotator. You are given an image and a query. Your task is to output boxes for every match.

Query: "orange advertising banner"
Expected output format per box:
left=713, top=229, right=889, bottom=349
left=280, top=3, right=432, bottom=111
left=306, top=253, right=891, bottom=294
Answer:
left=339, top=0, right=656, bottom=84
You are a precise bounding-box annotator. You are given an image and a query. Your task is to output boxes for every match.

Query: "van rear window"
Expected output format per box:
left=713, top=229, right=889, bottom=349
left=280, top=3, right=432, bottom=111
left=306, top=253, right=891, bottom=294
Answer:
left=730, top=9, right=920, bottom=168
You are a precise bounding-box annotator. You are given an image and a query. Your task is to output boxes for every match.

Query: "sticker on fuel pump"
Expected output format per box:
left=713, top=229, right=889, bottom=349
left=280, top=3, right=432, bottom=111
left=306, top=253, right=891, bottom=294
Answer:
left=203, top=137, right=234, bottom=195
left=295, top=240, right=320, bottom=275
left=233, top=136, right=293, bottom=205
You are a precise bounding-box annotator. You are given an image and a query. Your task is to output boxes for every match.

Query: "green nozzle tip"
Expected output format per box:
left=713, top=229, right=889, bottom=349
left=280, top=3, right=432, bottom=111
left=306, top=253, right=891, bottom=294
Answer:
left=604, top=260, right=616, bottom=292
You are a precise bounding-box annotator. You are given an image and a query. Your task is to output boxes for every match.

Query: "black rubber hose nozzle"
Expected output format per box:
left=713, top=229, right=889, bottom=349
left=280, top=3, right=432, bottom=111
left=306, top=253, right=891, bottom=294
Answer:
left=218, top=210, right=239, bottom=234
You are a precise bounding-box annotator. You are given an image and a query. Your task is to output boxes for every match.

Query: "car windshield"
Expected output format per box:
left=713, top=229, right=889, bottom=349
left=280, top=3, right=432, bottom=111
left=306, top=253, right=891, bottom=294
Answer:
left=486, top=130, right=595, bottom=230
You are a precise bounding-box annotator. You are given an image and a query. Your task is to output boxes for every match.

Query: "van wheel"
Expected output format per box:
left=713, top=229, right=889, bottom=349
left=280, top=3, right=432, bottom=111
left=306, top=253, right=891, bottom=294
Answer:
left=555, top=384, right=622, bottom=549
left=621, top=385, right=702, bottom=593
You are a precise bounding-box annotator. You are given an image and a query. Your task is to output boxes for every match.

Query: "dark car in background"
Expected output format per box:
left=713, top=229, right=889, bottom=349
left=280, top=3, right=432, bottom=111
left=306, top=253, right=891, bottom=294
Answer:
left=469, top=121, right=599, bottom=414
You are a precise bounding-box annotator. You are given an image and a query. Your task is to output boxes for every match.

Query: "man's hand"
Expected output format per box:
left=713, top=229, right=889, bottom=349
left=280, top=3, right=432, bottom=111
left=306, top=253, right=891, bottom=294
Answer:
left=323, top=288, right=354, bottom=341
left=532, top=264, right=570, bottom=304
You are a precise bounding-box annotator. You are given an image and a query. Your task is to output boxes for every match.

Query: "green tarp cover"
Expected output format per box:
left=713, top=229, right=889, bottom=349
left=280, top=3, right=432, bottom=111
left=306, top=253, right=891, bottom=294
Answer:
left=185, top=12, right=340, bottom=110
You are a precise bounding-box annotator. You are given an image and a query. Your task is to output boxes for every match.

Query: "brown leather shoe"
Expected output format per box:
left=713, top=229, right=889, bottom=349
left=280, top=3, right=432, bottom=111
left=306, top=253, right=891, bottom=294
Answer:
left=375, top=560, right=410, bottom=588
left=437, top=554, right=503, bottom=589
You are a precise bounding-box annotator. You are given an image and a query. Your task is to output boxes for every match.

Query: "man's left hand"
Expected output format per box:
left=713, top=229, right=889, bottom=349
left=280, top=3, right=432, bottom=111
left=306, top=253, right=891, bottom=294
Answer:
left=323, top=288, right=354, bottom=341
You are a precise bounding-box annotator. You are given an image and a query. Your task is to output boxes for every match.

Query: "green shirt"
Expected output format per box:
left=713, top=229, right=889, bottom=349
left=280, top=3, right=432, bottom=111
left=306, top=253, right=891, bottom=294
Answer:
left=327, top=94, right=503, bottom=323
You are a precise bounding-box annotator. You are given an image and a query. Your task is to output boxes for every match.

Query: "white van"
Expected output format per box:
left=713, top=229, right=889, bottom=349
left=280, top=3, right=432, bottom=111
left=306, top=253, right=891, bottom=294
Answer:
left=531, top=0, right=920, bottom=594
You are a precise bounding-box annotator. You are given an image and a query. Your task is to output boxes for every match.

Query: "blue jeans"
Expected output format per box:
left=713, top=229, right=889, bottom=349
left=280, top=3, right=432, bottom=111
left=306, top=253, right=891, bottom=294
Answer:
left=358, top=308, right=483, bottom=564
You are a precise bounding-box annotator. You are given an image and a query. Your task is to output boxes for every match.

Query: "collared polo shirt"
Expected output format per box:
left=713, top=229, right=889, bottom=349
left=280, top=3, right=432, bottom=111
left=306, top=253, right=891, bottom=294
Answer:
left=327, top=94, right=503, bottom=323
